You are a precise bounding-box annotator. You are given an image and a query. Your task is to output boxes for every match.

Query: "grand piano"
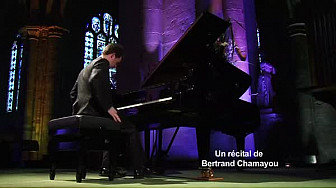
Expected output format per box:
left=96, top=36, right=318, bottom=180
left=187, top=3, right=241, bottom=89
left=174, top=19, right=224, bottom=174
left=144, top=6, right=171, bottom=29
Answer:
left=116, top=12, right=260, bottom=169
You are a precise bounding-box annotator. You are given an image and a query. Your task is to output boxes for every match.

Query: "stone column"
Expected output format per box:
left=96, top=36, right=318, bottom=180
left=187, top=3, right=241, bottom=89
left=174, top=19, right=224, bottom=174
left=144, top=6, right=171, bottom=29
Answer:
left=286, top=2, right=318, bottom=164
left=143, top=0, right=164, bottom=75
left=142, top=0, right=195, bottom=73
left=162, top=0, right=195, bottom=55
left=20, top=26, right=68, bottom=160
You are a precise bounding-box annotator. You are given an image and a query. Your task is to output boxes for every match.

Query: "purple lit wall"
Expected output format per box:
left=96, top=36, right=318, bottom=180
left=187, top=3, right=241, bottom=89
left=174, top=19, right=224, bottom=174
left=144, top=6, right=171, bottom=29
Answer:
left=142, top=0, right=195, bottom=77
left=142, top=0, right=197, bottom=160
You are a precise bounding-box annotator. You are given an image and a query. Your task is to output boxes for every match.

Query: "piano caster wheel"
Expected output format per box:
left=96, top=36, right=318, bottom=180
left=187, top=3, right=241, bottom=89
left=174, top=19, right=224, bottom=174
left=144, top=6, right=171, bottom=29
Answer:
left=201, top=168, right=214, bottom=179
left=195, top=167, right=222, bottom=181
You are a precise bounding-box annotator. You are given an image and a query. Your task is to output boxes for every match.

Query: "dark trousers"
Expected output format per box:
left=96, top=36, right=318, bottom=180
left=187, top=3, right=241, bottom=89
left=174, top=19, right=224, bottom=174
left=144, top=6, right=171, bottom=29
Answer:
left=101, top=119, right=145, bottom=170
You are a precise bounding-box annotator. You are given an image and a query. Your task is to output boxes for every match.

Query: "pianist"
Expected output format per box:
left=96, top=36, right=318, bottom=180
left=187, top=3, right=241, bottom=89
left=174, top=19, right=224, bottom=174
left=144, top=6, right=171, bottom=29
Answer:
left=70, top=43, right=147, bottom=179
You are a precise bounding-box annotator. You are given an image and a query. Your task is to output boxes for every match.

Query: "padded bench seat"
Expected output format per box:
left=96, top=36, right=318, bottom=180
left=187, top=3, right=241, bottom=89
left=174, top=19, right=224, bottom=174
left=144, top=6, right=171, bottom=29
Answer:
left=49, top=115, right=120, bottom=131
left=48, top=115, right=121, bottom=183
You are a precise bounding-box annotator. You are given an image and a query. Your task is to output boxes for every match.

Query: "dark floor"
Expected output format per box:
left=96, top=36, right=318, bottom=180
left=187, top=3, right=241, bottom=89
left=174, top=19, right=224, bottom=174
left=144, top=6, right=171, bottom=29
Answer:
left=0, top=166, right=335, bottom=188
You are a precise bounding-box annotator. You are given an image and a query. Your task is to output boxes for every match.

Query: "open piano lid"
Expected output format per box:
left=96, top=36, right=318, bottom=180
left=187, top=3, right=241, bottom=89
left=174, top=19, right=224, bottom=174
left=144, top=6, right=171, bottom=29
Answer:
left=142, top=12, right=231, bottom=88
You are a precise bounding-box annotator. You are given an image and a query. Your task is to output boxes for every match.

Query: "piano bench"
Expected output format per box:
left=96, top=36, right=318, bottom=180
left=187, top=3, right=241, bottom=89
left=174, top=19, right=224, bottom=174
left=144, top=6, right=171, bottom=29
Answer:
left=48, top=115, right=121, bottom=183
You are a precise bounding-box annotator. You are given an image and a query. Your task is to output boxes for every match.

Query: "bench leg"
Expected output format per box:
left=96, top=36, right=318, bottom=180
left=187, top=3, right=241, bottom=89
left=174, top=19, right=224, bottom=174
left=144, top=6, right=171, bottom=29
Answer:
left=76, top=146, right=86, bottom=183
left=50, top=163, right=56, bottom=180
left=48, top=139, right=57, bottom=180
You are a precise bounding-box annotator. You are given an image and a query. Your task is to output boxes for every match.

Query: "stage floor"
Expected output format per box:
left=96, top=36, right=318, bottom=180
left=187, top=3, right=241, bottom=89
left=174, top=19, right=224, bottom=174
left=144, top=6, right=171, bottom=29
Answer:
left=0, top=167, right=335, bottom=187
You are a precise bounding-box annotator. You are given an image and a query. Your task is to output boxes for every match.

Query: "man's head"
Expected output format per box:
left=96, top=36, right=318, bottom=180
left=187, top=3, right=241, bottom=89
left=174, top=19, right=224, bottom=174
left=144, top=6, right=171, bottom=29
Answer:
left=102, top=43, right=124, bottom=68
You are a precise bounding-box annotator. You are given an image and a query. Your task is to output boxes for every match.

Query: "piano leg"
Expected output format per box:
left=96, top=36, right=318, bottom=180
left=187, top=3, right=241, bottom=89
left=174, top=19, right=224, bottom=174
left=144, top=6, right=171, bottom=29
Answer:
left=234, top=133, right=247, bottom=171
left=154, top=129, right=166, bottom=174
left=144, top=130, right=151, bottom=162
left=235, top=134, right=246, bottom=152
left=196, top=127, right=211, bottom=167
left=158, top=129, right=163, bottom=159
left=144, top=127, right=181, bottom=175
left=195, top=127, right=223, bottom=180
left=196, top=126, right=249, bottom=176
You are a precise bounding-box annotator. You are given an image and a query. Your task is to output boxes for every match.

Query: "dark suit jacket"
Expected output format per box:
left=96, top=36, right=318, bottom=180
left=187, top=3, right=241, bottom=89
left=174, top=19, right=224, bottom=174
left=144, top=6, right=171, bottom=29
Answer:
left=70, top=57, right=114, bottom=117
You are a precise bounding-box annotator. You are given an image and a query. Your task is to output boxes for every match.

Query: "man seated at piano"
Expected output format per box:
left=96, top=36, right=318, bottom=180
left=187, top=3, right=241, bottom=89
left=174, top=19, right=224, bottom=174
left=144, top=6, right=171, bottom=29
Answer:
left=70, top=43, right=148, bottom=179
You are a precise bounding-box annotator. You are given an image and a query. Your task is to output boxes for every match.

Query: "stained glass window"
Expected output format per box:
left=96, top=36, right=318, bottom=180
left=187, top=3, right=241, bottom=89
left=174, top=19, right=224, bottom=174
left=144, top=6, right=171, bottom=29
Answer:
left=92, top=17, right=101, bottom=33
left=83, top=13, right=119, bottom=89
left=97, top=33, right=106, bottom=57
left=7, top=35, right=24, bottom=112
left=103, top=13, right=113, bottom=36
left=84, top=31, right=94, bottom=67
left=114, top=24, right=119, bottom=39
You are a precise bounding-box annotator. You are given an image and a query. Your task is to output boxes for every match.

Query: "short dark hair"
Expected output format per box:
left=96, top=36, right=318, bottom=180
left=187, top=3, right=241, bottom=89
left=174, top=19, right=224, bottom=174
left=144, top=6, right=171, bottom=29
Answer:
left=103, top=43, right=124, bottom=58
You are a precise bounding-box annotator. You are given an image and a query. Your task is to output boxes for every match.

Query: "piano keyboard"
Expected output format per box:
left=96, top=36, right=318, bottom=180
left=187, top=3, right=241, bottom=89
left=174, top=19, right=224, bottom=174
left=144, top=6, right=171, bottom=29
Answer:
left=116, top=97, right=173, bottom=110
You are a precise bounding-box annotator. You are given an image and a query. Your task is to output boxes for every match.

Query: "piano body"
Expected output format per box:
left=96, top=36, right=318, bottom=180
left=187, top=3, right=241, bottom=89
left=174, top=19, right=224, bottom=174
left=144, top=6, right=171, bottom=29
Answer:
left=116, top=12, right=260, bottom=165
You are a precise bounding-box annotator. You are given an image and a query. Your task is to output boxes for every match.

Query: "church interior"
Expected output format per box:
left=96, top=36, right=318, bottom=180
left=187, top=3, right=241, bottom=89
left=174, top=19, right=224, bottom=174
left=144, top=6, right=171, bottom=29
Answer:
left=0, top=0, right=336, bottom=187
